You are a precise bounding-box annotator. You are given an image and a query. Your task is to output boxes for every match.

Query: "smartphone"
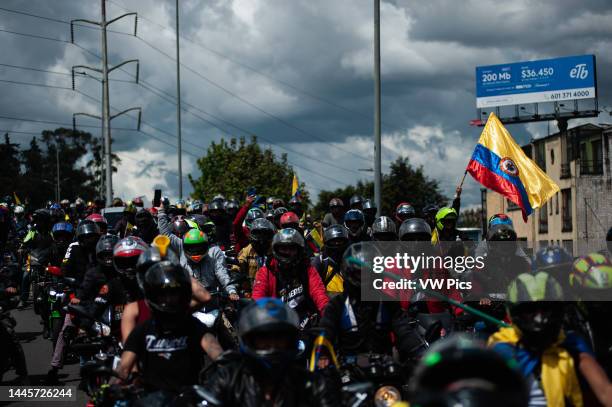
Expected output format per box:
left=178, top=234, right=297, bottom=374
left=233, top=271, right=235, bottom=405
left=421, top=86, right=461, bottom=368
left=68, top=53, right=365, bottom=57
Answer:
left=153, top=189, right=162, bottom=207
left=247, top=187, right=257, bottom=197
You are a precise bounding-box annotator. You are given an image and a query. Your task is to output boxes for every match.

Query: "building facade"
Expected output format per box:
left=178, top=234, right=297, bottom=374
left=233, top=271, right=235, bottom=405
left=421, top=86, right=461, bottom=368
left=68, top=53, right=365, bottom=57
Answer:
left=486, top=123, right=611, bottom=255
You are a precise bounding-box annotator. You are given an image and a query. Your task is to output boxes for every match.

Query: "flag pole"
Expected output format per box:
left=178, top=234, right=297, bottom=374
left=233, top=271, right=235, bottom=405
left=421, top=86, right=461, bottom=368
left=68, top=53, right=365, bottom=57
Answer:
left=457, top=169, right=468, bottom=190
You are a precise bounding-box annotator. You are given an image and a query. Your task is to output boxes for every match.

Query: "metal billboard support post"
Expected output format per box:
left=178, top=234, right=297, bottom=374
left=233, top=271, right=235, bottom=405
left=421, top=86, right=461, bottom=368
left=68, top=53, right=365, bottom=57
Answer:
left=373, top=0, right=382, bottom=216
left=176, top=0, right=183, bottom=200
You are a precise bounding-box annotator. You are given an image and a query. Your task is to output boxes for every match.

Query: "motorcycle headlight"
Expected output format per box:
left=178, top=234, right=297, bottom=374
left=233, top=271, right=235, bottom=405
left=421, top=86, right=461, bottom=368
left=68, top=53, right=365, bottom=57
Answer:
left=374, top=385, right=401, bottom=407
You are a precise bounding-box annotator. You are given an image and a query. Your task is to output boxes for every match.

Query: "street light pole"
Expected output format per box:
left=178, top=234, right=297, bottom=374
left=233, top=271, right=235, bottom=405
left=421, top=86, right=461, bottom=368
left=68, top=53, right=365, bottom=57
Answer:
left=56, top=139, right=60, bottom=202
left=175, top=0, right=183, bottom=199
left=101, top=0, right=113, bottom=207
left=373, top=0, right=382, bottom=216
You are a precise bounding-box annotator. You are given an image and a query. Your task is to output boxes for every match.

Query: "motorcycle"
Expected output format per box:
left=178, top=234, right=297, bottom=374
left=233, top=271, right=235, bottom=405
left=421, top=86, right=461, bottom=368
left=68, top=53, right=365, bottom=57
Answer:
left=44, top=266, right=78, bottom=349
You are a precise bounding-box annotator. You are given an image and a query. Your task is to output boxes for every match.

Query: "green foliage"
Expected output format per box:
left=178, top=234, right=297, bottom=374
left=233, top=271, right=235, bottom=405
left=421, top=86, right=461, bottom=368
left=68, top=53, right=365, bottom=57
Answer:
left=458, top=207, right=484, bottom=228
left=314, top=157, right=447, bottom=218
left=189, top=136, right=310, bottom=206
left=0, top=128, right=119, bottom=208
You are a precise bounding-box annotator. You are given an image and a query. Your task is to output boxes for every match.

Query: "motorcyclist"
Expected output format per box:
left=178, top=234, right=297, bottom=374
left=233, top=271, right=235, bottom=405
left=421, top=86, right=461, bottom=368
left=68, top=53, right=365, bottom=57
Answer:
left=343, top=209, right=370, bottom=243
left=203, top=298, right=341, bottom=406
left=113, top=201, right=136, bottom=238
left=170, top=215, right=191, bottom=237
left=115, top=261, right=224, bottom=404
left=233, top=195, right=262, bottom=252
left=20, top=209, right=54, bottom=307
left=322, top=198, right=344, bottom=228
left=49, top=222, right=74, bottom=267
left=348, top=195, right=363, bottom=211
left=238, top=218, right=276, bottom=284
left=311, top=224, right=349, bottom=296
left=208, top=200, right=232, bottom=249
left=490, top=271, right=612, bottom=407
left=280, top=211, right=301, bottom=232
left=273, top=207, right=289, bottom=229
left=432, top=207, right=468, bottom=244
left=131, top=209, right=159, bottom=244
left=13, top=205, right=29, bottom=241
left=362, top=199, right=377, bottom=229
left=408, top=335, right=528, bottom=407
left=62, top=220, right=100, bottom=284
left=394, top=202, right=416, bottom=227
left=85, top=213, right=108, bottom=235
left=158, top=204, right=238, bottom=300
left=318, top=243, right=426, bottom=363
left=288, top=196, right=304, bottom=219
left=371, top=215, right=398, bottom=241
left=533, top=245, right=574, bottom=293
left=252, top=228, right=329, bottom=325
left=225, top=199, right=239, bottom=221
left=421, top=203, right=440, bottom=232
left=474, top=214, right=530, bottom=263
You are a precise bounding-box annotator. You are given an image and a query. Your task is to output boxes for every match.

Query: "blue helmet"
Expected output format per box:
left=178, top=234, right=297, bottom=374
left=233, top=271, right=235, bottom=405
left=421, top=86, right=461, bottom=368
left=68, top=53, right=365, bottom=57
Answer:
left=52, top=221, right=74, bottom=235
left=534, top=246, right=573, bottom=271
left=488, top=213, right=513, bottom=228
left=344, top=209, right=365, bottom=238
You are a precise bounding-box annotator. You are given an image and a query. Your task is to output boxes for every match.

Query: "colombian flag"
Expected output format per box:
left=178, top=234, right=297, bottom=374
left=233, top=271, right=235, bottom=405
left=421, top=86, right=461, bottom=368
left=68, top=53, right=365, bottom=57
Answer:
left=291, top=174, right=301, bottom=200
left=467, top=113, right=559, bottom=221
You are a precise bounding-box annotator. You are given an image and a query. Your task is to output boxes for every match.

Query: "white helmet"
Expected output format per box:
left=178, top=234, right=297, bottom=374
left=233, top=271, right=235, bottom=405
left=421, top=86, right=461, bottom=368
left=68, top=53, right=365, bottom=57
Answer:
left=14, top=205, right=25, bottom=215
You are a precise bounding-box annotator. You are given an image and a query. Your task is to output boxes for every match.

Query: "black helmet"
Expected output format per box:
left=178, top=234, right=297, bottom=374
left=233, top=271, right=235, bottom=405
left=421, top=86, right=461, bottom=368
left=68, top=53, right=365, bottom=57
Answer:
left=422, top=203, right=440, bottom=218
left=329, top=197, right=344, bottom=209
left=323, top=224, right=350, bottom=259
left=341, top=242, right=372, bottom=288
left=49, top=207, right=65, bottom=224
left=136, top=243, right=180, bottom=291
left=250, top=218, right=276, bottom=254
left=395, top=202, right=416, bottom=223
left=344, top=209, right=365, bottom=238
left=272, top=228, right=305, bottom=268
left=273, top=207, right=288, bottom=228
left=371, top=216, right=397, bottom=241
left=76, top=220, right=101, bottom=250
left=399, top=218, right=432, bottom=241
left=362, top=199, right=376, bottom=214
left=349, top=195, right=363, bottom=209
left=409, top=335, right=528, bottom=407
left=143, top=261, right=192, bottom=317
left=486, top=224, right=517, bottom=242
left=264, top=210, right=275, bottom=222
left=96, top=234, right=119, bottom=267
left=506, top=272, right=564, bottom=352
left=208, top=200, right=225, bottom=213
left=171, top=215, right=191, bottom=237
left=225, top=199, right=239, bottom=215
left=33, top=208, right=52, bottom=231
left=238, top=298, right=299, bottom=372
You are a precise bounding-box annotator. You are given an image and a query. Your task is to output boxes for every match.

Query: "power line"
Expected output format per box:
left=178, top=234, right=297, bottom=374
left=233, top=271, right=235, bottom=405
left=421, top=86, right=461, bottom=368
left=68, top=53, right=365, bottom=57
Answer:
left=0, top=62, right=133, bottom=83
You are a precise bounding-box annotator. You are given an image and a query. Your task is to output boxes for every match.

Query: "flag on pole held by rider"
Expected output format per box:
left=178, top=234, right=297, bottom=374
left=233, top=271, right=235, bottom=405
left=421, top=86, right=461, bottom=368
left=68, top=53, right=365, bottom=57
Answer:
left=466, top=113, right=560, bottom=221
left=13, top=192, right=21, bottom=205
left=291, top=174, right=301, bottom=200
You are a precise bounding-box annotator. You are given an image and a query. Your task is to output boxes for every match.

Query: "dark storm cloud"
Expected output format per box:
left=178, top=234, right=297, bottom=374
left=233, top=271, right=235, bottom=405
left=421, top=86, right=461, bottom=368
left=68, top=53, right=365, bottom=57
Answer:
left=0, top=0, right=610, bottom=204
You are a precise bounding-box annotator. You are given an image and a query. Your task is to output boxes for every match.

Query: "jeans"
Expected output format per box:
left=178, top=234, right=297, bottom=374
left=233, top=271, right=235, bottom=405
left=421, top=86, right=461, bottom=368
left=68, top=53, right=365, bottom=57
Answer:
left=50, top=314, right=73, bottom=369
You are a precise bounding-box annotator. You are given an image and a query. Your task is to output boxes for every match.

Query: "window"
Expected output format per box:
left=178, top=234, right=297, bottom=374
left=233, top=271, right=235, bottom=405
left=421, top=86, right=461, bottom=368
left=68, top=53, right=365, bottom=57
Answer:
left=549, top=199, right=553, bottom=215
left=506, top=199, right=520, bottom=211
left=555, top=193, right=559, bottom=214
left=550, top=149, right=555, bottom=164
left=539, top=202, right=548, bottom=233
left=536, top=142, right=546, bottom=171
left=562, top=189, right=572, bottom=232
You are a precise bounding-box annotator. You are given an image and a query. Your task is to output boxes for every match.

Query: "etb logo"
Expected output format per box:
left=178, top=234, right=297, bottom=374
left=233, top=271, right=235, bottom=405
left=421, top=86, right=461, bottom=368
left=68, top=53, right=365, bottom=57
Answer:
left=570, top=63, right=589, bottom=80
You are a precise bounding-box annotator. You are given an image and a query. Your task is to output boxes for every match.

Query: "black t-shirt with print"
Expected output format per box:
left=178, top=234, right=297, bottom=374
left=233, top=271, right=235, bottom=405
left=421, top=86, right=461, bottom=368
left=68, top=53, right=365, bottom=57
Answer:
left=124, top=315, right=210, bottom=392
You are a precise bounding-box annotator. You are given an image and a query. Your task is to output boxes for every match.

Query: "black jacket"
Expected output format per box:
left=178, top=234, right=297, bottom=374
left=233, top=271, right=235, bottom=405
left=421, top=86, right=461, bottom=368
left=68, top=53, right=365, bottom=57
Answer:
left=203, top=352, right=340, bottom=407
left=61, top=242, right=96, bottom=284
left=318, top=291, right=424, bottom=362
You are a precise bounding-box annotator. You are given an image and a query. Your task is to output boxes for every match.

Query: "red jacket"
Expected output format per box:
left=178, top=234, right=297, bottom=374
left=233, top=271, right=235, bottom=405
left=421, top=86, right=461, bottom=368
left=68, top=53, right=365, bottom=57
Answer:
left=232, top=202, right=251, bottom=252
left=252, top=259, right=329, bottom=315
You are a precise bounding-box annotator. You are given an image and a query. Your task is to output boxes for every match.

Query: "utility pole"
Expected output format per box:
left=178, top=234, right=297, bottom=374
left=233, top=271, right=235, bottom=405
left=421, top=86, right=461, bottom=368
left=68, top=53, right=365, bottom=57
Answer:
left=373, top=0, right=382, bottom=216
left=70, top=1, right=139, bottom=206
left=56, top=138, right=60, bottom=202
left=176, top=0, right=183, bottom=199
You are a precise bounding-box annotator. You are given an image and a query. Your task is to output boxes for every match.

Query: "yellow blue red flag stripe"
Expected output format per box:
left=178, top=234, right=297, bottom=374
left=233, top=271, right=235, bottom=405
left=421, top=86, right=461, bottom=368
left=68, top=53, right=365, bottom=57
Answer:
left=467, top=113, right=559, bottom=221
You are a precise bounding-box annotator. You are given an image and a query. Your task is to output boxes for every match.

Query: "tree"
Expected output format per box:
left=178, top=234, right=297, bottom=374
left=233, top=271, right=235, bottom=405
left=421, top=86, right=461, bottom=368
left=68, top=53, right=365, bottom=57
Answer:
left=86, top=136, right=121, bottom=196
left=458, top=208, right=484, bottom=228
left=314, top=157, right=447, bottom=218
left=21, top=137, right=48, bottom=207
left=189, top=136, right=310, bottom=205
left=0, top=134, right=22, bottom=197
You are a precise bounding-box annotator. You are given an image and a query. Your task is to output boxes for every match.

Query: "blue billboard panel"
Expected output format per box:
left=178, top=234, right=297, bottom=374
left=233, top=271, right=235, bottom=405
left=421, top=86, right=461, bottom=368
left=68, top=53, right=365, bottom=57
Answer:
left=476, top=55, right=596, bottom=108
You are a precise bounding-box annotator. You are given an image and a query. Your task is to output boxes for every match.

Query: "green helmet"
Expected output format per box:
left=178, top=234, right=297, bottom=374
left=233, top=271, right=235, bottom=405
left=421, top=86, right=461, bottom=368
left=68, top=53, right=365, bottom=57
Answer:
left=507, top=271, right=563, bottom=303
left=183, top=228, right=209, bottom=263
left=435, top=207, right=458, bottom=231
left=570, top=252, right=612, bottom=290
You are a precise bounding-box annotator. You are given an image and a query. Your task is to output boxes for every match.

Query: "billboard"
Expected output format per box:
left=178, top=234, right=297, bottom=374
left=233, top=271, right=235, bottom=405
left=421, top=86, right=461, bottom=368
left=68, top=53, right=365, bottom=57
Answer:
left=476, top=55, right=596, bottom=109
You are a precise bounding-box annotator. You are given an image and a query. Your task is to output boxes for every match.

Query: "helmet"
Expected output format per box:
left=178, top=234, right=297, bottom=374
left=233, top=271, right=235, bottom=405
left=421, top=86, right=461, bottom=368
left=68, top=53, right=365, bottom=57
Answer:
left=175, top=199, right=186, bottom=210
left=371, top=216, right=397, bottom=241
left=272, top=228, right=305, bottom=268
left=341, top=242, right=373, bottom=289
left=182, top=229, right=209, bottom=263
left=133, top=197, right=144, bottom=207
left=246, top=208, right=265, bottom=229
left=86, top=213, right=108, bottom=234
left=266, top=197, right=275, bottom=208
left=323, top=224, right=350, bottom=259
left=486, top=224, right=517, bottom=242
left=225, top=199, right=239, bottom=214
left=187, top=214, right=209, bottom=231
left=143, top=261, right=192, bottom=316
left=14, top=205, right=24, bottom=216
left=134, top=209, right=155, bottom=230
left=288, top=196, right=301, bottom=208
left=344, top=209, right=365, bottom=238
left=362, top=199, right=376, bottom=211
left=395, top=202, right=416, bottom=223
left=349, top=195, right=363, bottom=209
left=96, top=234, right=119, bottom=267
left=506, top=272, right=564, bottom=352
left=533, top=246, right=573, bottom=271
left=409, top=335, right=528, bottom=407
left=171, top=215, right=191, bottom=237
left=435, top=207, right=458, bottom=231
left=212, top=194, right=226, bottom=203
left=33, top=209, right=52, bottom=230
left=488, top=213, right=513, bottom=228
left=422, top=203, right=439, bottom=218
left=272, top=198, right=285, bottom=209
left=399, top=218, right=432, bottom=241
left=75, top=197, right=85, bottom=208
left=113, top=236, right=148, bottom=278
left=49, top=203, right=61, bottom=210
left=238, top=298, right=299, bottom=372
left=76, top=220, right=101, bottom=250
left=52, top=222, right=74, bottom=244
left=208, top=200, right=225, bottom=213
left=49, top=207, right=65, bottom=225
left=250, top=218, right=276, bottom=242
left=279, top=211, right=300, bottom=230
left=273, top=207, right=288, bottom=227
left=570, top=253, right=612, bottom=294
left=329, top=198, right=344, bottom=209
left=265, top=210, right=275, bottom=222
left=136, top=238, right=181, bottom=290
left=112, top=197, right=124, bottom=207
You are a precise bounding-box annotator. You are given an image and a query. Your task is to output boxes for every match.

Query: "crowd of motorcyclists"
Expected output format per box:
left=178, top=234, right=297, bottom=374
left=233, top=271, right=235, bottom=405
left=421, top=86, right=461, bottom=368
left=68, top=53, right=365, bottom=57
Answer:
left=1, top=191, right=612, bottom=407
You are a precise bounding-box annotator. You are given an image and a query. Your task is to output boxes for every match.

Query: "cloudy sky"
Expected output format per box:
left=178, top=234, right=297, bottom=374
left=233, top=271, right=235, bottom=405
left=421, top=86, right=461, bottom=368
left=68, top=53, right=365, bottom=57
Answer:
left=1, top=0, right=611, bottom=207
